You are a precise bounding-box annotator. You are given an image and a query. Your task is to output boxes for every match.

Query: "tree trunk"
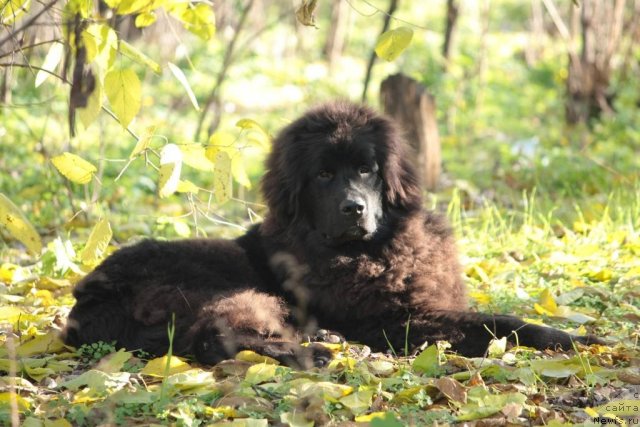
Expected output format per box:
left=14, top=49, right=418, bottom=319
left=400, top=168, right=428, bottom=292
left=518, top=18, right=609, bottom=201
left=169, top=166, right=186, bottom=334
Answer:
left=565, top=0, right=626, bottom=125
left=526, top=0, right=544, bottom=65
left=442, top=0, right=459, bottom=71
left=380, top=73, right=441, bottom=191
left=324, top=0, right=349, bottom=70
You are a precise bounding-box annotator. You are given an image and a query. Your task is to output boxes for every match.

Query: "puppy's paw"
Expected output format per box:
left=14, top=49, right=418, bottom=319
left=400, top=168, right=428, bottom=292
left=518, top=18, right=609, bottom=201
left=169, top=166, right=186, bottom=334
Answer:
left=306, top=329, right=345, bottom=345
left=193, top=330, right=228, bottom=366
left=306, top=342, right=333, bottom=368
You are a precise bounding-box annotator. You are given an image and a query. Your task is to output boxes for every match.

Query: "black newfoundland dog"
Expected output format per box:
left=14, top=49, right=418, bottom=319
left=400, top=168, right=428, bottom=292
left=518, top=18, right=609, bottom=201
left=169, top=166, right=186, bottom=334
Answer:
left=64, top=102, right=598, bottom=366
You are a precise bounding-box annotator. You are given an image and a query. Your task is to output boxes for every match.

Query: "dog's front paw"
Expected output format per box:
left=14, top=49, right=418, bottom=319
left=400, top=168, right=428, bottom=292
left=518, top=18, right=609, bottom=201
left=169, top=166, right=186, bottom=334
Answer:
left=306, top=329, right=345, bottom=345
left=306, top=342, right=334, bottom=368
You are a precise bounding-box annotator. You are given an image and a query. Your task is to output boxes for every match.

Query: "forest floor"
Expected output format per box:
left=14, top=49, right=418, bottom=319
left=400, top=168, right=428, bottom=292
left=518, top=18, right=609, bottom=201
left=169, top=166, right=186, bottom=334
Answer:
left=1, top=189, right=639, bottom=426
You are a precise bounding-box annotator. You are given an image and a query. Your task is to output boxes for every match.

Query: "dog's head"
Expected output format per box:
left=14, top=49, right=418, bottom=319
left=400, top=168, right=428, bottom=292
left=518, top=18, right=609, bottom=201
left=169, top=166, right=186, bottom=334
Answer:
left=262, top=102, right=422, bottom=245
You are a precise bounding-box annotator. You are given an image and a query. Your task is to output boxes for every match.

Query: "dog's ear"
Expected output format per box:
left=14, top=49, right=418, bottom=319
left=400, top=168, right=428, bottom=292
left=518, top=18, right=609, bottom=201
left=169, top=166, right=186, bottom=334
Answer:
left=384, top=154, right=422, bottom=211
left=261, top=129, right=302, bottom=229
left=376, top=120, right=423, bottom=211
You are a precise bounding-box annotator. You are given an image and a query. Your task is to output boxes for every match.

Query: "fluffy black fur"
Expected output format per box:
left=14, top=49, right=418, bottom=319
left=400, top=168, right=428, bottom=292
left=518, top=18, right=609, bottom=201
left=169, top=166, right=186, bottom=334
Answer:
left=64, top=102, right=599, bottom=366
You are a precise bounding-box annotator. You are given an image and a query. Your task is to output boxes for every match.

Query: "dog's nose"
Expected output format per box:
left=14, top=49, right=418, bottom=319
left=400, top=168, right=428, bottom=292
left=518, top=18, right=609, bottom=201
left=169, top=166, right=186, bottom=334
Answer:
left=340, top=198, right=366, bottom=217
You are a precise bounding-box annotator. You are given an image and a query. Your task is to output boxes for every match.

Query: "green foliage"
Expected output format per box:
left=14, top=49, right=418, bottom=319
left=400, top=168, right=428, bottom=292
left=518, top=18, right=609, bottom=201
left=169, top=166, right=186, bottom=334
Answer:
left=411, top=344, right=441, bottom=376
left=78, top=341, right=118, bottom=364
left=375, top=27, right=414, bottom=62
left=104, top=69, right=142, bottom=128
left=2, top=1, right=640, bottom=424
left=0, top=0, right=31, bottom=24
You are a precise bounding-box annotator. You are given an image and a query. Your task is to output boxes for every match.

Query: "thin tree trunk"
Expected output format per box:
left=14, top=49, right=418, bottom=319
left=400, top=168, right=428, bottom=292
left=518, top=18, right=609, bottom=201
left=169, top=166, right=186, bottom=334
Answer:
left=526, top=0, right=544, bottom=65
left=473, top=0, right=491, bottom=117
left=324, top=0, right=349, bottom=71
left=565, top=0, right=626, bottom=125
left=361, top=0, right=398, bottom=102
left=442, top=0, right=459, bottom=71
left=195, top=0, right=255, bottom=141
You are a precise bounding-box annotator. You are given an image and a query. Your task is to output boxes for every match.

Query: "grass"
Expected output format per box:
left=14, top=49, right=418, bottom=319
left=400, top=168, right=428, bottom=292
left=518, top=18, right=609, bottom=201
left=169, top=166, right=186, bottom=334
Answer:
left=2, top=1, right=640, bottom=424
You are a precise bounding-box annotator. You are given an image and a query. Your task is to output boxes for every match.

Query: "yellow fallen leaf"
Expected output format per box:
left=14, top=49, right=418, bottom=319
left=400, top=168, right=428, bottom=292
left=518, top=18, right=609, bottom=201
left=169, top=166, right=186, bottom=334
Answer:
left=95, top=349, right=132, bottom=373
left=339, top=389, right=374, bottom=415
left=588, top=268, right=613, bottom=282
left=465, top=263, right=491, bottom=282
left=534, top=289, right=558, bottom=315
left=391, top=386, right=423, bottom=403
left=584, top=407, right=599, bottom=417
left=291, top=380, right=353, bottom=399
left=235, top=350, right=280, bottom=365
left=140, top=355, right=191, bottom=377
left=355, top=412, right=388, bottom=422
left=571, top=325, right=588, bottom=336
left=328, top=356, right=356, bottom=371
left=72, top=391, right=103, bottom=404
left=33, top=289, right=55, bottom=307
left=608, top=230, right=627, bottom=245
left=280, top=412, right=313, bottom=427
left=166, top=369, right=216, bottom=391
left=44, top=418, right=73, bottom=427
left=0, top=391, right=30, bottom=412
left=368, top=360, right=395, bottom=376
left=37, top=276, right=72, bottom=290
left=22, top=366, right=55, bottom=382
left=245, top=363, right=280, bottom=385
left=469, top=291, right=492, bottom=305
left=205, top=405, right=238, bottom=419
left=0, top=263, right=27, bottom=283
left=0, top=306, right=25, bottom=322
left=573, top=220, right=591, bottom=233
left=16, top=331, right=64, bottom=357
left=573, top=244, right=599, bottom=258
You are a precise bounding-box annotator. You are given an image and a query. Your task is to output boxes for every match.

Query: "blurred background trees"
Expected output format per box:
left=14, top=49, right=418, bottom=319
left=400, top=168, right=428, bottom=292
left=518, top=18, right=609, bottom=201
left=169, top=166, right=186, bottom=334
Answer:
left=1, top=0, right=639, bottom=247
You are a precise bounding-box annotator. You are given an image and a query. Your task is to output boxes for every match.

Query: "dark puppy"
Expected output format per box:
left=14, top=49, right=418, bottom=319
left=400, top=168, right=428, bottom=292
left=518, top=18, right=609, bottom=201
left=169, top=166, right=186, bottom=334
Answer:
left=64, top=102, right=599, bottom=366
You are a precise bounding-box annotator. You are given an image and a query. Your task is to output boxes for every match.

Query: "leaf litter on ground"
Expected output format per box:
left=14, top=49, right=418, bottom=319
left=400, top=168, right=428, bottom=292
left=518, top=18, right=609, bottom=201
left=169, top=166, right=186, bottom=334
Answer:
left=1, top=199, right=640, bottom=425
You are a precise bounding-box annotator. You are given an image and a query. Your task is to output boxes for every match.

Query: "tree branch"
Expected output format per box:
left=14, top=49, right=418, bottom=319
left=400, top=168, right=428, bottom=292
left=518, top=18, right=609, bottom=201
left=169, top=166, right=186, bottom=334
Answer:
left=0, top=0, right=59, bottom=47
left=194, top=0, right=255, bottom=141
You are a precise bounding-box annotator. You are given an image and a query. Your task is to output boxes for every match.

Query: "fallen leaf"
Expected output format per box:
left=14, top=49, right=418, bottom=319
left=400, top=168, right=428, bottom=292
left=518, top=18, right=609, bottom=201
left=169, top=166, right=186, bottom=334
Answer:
left=435, top=377, right=467, bottom=404
left=140, top=355, right=191, bottom=377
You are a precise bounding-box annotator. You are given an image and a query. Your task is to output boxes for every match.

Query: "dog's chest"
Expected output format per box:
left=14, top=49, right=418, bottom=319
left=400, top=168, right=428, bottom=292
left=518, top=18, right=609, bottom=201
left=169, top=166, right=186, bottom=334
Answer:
left=303, top=254, right=415, bottom=319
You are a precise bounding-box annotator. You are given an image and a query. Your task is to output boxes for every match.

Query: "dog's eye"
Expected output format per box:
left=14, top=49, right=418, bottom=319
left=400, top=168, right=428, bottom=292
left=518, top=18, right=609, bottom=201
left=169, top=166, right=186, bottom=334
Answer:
left=358, top=165, right=371, bottom=174
left=317, top=170, right=333, bottom=180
